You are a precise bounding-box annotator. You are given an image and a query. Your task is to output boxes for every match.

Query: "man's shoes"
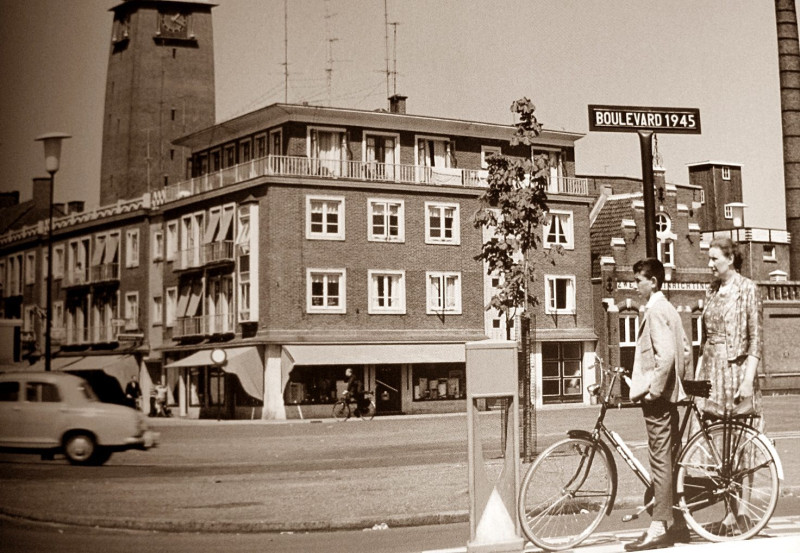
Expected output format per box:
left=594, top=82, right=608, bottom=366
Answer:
left=624, top=531, right=674, bottom=551
left=669, top=523, right=691, bottom=543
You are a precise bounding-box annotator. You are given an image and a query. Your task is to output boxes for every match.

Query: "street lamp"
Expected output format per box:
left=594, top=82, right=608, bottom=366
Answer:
left=35, top=132, right=71, bottom=372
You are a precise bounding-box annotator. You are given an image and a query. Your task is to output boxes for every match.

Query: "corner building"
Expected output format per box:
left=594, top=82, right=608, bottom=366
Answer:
left=156, top=100, right=592, bottom=418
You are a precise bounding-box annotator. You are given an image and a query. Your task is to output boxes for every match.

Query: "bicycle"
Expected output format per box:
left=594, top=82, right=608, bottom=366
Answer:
left=517, top=358, right=783, bottom=551
left=332, top=391, right=376, bottom=421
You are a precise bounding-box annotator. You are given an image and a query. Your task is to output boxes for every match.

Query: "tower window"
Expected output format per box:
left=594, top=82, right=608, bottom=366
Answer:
left=722, top=167, right=731, bottom=180
left=163, top=176, right=169, bottom=187
left=172, top=48, right=177, bottom=59
left=170, top=149, right=175, bottom=161
left=171, top=109, right=176, bottom=121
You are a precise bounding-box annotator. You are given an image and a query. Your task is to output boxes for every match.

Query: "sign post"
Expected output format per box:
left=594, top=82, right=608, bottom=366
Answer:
left=588, top=104, right=701, bottom=257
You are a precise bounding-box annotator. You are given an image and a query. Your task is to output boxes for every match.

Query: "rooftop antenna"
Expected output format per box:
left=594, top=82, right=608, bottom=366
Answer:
left=324, top=0, right=339, bottom=106
left=283, top=0, right=289, bottom=103
left=384, top=0, right=390, bottom=99
left=390, top=21, right=400, bottom=95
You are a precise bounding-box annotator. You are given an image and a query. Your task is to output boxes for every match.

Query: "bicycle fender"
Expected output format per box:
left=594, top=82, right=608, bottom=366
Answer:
left=567, top=429, right=618, bottom=515
left=757, top=433, right=785, bottom=481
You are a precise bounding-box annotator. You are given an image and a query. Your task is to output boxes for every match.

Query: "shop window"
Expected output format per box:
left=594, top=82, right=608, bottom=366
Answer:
left=284, top=365, right=351, bottom=405
left=306, top=196, right=345, bottom=240
left=412, top=362, right=465, bottom=401
left=541, top=342, right=582, bottom=403
left=425, top=202, right=459, bottom=245
left=189, top=367, right=225, bottom=407
left=368, top=199, right=404, bottom=242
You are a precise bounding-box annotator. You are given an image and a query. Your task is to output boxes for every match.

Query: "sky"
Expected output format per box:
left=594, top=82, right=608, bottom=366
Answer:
left=0, top=0, right=787, bottom=229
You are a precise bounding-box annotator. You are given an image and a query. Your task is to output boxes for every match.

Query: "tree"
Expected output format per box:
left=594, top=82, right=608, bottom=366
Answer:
left=473, top=97, right=551, bottom=461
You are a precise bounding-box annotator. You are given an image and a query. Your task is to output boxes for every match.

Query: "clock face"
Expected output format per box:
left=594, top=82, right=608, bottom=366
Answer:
left=160, top=11, right=188, bottom=35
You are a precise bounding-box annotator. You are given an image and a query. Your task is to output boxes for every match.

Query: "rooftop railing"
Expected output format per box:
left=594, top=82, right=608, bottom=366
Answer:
left=163, top=154, right=588, bottom=202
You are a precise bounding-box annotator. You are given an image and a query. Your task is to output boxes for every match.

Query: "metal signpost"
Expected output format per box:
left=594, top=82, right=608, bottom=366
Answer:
left=588, top=105, right=701, bottom=257
left=466, top=340, right=523, bottom=553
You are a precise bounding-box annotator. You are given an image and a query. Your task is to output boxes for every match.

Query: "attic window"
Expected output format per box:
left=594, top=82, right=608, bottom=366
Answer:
left=722, top=167, right=731, bottom=180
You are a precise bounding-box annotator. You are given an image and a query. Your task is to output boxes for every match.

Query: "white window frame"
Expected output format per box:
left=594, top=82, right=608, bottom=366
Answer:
left=619, top=314, right=640, bottom=346
left=655, top=213, right=671, bottom=234
left=306, top=195, right=345, bottom=240
left=153, top=230, right=164, bottom=261
left=426, top=271, right=462, bottom=314
left=53, top=245, right=65, bottom=279
left=165, top=286, right=177, bottom=327
left=763, top=244, right=777, bottom=261
left=368, top=270, right=406, bottom=314
left=166, top=221, right=178, bottom=261
left=124, top=291, right=139, bottom=330
left=543, top=210, right=574, bottom=249
left=125, top=229, right=140, bottom=268
left=415, top=135, right=453, bottom=168
left=722, top=166, right=731, bottom=180
left=24, top=251, right=36, bottom=285
left=481, top=145, right=502, bottom=169
left=363, top=131, right=400, bottom=163
left=306, top=269, right=346, bottom=314
left=724, top=204, right=734, bottom=220
left=368, top=198, right=405, bottom=242
left=425, top=202, right=460, bottom=245
left=544, top=275, right=576, bottom=315
left=152, top=295, right=163, bottom=326
left=657, top=240, right=675, bottom=267
left=269, top=128, right=283, bottom=156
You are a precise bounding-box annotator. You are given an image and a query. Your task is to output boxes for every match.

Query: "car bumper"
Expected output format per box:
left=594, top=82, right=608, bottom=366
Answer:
left=121, top=429, right=159, bottom=450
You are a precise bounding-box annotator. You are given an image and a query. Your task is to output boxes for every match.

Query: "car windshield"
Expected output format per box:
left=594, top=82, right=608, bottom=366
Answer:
left=77, top=382, right=99, bottom=401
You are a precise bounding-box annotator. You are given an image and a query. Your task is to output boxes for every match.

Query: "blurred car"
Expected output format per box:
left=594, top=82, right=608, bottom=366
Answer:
left=0, top=371, right=158, bottom=465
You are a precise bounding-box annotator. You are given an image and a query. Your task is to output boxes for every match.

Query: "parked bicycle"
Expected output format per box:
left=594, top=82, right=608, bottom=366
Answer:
left=332, top=390, right=376, bottom=421
left=518, top=358, right=783, bottom=551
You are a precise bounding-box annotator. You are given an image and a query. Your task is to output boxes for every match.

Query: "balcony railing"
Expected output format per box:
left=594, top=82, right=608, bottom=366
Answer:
left=64, top=324, right=122, bottom=345
left=203, top=241, right=235, bottom=265
left=163, top=154, right=589, bottom=203
left=89, top=262, right=120, bottom=284
left=760, top=281, right=800, bottom=301
left=173, top=313, right=235, bottom=338
left=174, top=247, right=203, bottom=272
left=63, top=269, right=89, bottom=288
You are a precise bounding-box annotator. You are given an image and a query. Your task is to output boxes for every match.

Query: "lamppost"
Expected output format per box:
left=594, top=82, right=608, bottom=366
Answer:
left=35, top=132, right=71, bottom=372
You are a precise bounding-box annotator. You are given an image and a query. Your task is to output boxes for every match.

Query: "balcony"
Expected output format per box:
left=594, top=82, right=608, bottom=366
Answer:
left=89, top=262, right=120, bottom=284
left=173, top=313, right=235, bottom=339
left=64, top=325, right=120, bottom=346
left=174, top=248, right=203, bottom=272
left=162, top=155, right=589, bottom=203
left=760, top=281, right=800, bottom=302
left=63, top=269, right=90, bottom=288
left=203, top=240, right=235, bottom=266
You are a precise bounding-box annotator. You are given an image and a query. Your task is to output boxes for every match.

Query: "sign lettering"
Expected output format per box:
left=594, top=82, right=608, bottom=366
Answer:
left=588, top=105, right=701, bottom=134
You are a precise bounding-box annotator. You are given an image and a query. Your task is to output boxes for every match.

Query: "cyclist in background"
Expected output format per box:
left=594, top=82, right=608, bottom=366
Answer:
left=343, top=367, right=367, bottom=415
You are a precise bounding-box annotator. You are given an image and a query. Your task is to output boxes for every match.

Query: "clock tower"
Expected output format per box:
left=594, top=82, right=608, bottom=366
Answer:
left=100, top=0, right=216, bottom=205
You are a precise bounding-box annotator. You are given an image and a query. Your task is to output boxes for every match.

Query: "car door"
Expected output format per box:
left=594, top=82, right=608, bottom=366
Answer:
left=17, top=380, right=63, bottom=448
left=0, top=379, right=23, bottom=447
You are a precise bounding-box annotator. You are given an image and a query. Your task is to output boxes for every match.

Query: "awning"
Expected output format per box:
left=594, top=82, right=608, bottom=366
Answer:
left=203, top=211, right=220, bottom=243
left=62, top=354, right=139, bottom=388
left=219, top=208, right=234, bottom=241
left=104, top=234, right=119, bottom=264
left=91, top=239, right=106, bottom=266
left=283, top=343, right=465, bottom=366
left=165, top=346, right=263, bottom=400
left=533, top=328, right=598, bottom=342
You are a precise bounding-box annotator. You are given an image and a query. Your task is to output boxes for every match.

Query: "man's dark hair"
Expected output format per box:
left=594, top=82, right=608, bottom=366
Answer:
left=632, top=257, right=665, bottom=290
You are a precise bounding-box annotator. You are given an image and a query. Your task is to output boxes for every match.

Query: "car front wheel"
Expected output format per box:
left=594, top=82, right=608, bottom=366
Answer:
left=63, top=432, right=98, bottom=465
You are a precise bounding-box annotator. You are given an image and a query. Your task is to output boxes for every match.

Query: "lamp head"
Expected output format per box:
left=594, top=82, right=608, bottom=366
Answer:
left=35, top=132, right=71, bottom=174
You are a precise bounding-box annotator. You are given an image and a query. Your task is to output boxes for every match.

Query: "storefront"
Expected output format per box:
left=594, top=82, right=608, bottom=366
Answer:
left=280, top=343, right=467, bottom=418
left=164, top=346, right=264, bottom=419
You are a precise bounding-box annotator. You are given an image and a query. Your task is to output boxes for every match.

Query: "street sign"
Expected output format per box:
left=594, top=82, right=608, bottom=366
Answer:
left=588, top=104, right=701, bottom=134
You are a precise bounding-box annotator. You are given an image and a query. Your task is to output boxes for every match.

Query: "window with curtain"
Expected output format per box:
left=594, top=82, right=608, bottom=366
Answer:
left=427, top=271, right=461, bottom=314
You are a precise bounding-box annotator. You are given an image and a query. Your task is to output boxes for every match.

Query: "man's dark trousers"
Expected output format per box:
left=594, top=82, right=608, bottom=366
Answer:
left=642, top=397, right=680, bottom=525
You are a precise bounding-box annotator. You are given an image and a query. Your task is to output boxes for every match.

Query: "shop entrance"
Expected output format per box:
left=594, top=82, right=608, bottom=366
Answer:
left=375, top=364, right=401, bottom=414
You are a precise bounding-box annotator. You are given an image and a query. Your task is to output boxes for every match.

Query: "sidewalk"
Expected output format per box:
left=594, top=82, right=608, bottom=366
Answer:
left=0, top=396, right=798, bottom=534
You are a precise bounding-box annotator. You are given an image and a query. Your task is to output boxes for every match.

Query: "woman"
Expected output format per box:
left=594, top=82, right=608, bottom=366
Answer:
left=696, top=236, right=763, bottom=421
left=695, top=237, right=763, bottom=533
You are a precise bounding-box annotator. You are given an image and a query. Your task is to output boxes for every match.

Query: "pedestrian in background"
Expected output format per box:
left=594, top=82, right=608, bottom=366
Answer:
left=626, top=258, right=690, bottom=551
left=125, top=375, right=142, bottom=410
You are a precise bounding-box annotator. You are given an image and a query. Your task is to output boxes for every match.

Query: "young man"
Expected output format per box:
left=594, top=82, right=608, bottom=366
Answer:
left=625, top=258, right=690, bottom=551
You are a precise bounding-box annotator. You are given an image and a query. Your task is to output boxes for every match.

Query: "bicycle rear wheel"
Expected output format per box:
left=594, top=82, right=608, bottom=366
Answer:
left=518, top=437, right=614, bottom=551
left=677, top=422, right=779, bottom=542
left=361, top=400, right=376, bottom=421
left=332, top=400, right=350, bottom=420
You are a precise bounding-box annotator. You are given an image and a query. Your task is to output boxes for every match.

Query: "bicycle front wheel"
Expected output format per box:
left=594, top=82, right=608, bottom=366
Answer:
left=677, top=422, right=779, bottom=542
left=332, top=400, right=349, bottom=420
left=518, top=437, right=614, bottom=551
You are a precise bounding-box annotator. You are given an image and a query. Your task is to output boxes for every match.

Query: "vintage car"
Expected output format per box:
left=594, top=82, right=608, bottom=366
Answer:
left=0, top=371, right=157, bottom=465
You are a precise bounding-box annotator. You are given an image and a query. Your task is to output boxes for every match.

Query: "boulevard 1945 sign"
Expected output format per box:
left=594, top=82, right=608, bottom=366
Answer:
left=588, top=104, right=701, bottom=134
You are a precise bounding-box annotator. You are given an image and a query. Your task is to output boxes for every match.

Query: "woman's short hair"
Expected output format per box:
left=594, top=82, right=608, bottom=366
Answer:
left=709, top=236, right=743, bottom=271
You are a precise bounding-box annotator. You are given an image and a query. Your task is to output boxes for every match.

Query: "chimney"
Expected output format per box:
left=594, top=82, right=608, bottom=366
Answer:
left=389, top=94, right=407, bottom=114
left=68, top=201, right=85, bottom=214
left=32, top=177, right=51, bottom=209
left=53, top=203, right=66, bottom=216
